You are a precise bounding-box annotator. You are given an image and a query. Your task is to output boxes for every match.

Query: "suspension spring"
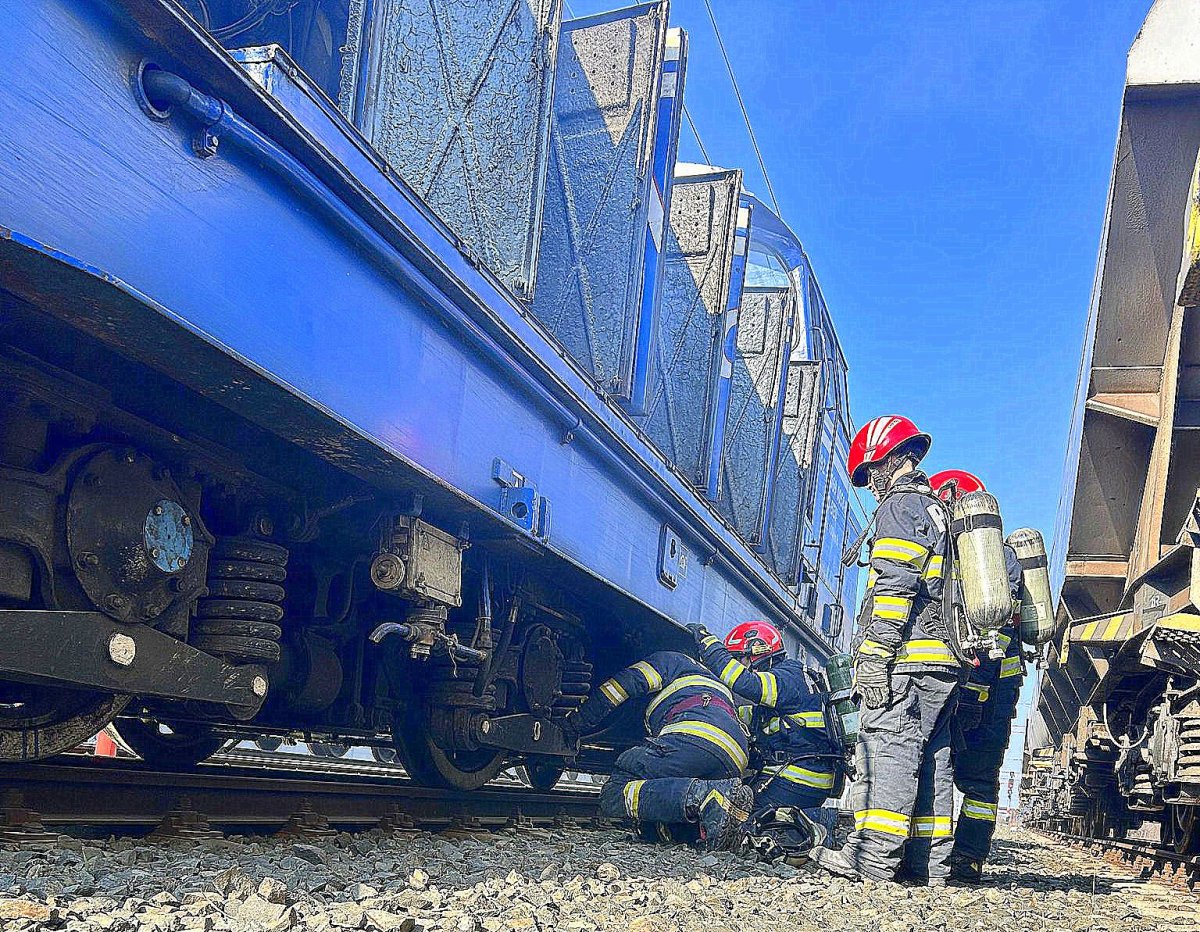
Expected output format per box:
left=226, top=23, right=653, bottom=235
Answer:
left=191, top=536, right=288, bottom=664
left=554, top=659, right=593, bottom=713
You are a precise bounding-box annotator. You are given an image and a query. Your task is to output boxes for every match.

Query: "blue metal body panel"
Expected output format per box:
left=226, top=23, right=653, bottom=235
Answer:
left=532, top=2, right=667, bottom=398
left=0, top=0, right=839, bottom=657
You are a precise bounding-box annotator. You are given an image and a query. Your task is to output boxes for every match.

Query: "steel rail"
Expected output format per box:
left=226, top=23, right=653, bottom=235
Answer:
left=0, top=756, right=600, bottom=833
left=1036, top=828, right=1199, bottom=889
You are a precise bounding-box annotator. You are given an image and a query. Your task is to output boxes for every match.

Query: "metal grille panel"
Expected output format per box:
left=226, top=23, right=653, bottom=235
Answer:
left=768, top=359, right=820, bottom=583
left=643, top=169, right=742, bottom=487
left=716, top=286, right=791, bottom=543
left=532, top=4, right=666, bottom=396
left=349, top=0, right=560, bottom=294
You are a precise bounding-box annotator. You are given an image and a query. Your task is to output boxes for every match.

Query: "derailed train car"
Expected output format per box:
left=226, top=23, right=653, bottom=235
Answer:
left=1024, top=0, right=1200, bottom=852
left=0, top=0, right=857, bottom=787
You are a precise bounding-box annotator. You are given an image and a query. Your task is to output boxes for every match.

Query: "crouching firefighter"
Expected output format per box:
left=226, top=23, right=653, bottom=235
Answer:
left=930, top=470, right=1026, bottom=882
left=811, top=414, right=962, bottom=885
left=687, top=621, right=844, bottom=814
left=561, top=650, right=753, bottom=850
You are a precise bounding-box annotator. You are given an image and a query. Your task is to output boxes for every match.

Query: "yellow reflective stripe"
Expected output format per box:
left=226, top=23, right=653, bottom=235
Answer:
left=631, top=661, right=663, bottom=691
left=858, top=639, right=894, bottom=660
left=659, top=721, right=748, bottom=771
left=703, top=788, right=731, bottom=812
left=996, top=632, right=1012, bottom=648
left=763, top=764, right=835, bottom=790
left=923, top=555, right=944, bottom=579
left=756, top=672, right=779, bottom=707
left=1159, top=613, right=1200, bottom=632
left=764, top=716, right=782, bottom=734
left=866, top=568, right=878, bottom=590
left=623, top=780, right=645, bottom=819
left=719, top=658, right=745, bottom=689
left=645, top=674, right=733, bottom=721
left=910, top=816, right=952, bottom=838
left=854, top=808, right=911, bottom=837
left=791, top=711, right=826, bottom=728
left=895, top=639, right=957, bottom=666
left=737, top=704, right=754, bottom=726
left=700, top=635, right=722, bottom=647
left=961, top=798, right=998, bottom=822
left=963, top=683, right=990, bottom=703
left=600, top=678, right=628, bottom=705
left=871, top=537, right=929, bottom=566
left=871, top=594, right=912, bottom=621
left=999, top=656, right=1023, bottom=678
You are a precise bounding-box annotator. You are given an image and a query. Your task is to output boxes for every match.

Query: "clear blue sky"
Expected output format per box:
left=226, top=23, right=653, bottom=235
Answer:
left=571, top=0, right=1150, bottom=544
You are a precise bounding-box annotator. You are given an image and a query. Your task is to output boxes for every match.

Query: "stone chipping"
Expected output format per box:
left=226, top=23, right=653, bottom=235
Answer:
left=0, top=825, right=1194, bottom=931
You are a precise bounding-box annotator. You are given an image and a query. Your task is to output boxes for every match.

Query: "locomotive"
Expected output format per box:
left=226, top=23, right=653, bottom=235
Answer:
left=0, top=0, right=858, bottom=788
left=1023, top=0, right=1200, bottom=853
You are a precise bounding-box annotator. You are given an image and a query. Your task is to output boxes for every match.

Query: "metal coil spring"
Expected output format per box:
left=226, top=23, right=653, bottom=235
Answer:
left=191, top=536, right=288, bottom=664
left=554, top=659, right=593, bottom=712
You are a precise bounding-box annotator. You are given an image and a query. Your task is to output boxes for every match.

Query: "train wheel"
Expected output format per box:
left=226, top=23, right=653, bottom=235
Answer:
left=117, top=719, right=226, bottom=769
left=370, top=746, right=398, bottom=764
left=254, top=736, right=283, bottom=752
left=392, top=708, right=505, bottom=791
left=0, top=685, right=129, bottom=761
left=1164, top=805, right=1198, bottom=855
left=522, top=759, right=565, bottom=791
left=309, top=742, right=349, bottom=758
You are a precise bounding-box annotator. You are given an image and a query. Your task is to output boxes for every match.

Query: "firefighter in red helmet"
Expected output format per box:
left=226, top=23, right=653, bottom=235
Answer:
left=930, top=470, right=1026, bottom=882
left=811, top=415, right=964, bottom=885
left=687, top=620, right=843, bottom=815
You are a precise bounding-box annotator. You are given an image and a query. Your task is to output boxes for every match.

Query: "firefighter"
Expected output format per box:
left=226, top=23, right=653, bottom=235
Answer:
left=561, top=650, right=753, bottom=850
left=929, top=469, right=1026, bottom=882
left=686, top=620, right=842, bottom=814
left=810, top=414, right=962, bottom=885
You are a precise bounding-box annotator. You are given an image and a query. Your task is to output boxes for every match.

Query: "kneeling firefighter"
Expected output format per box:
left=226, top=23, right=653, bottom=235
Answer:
left=686, top=621, right=845, bottom=814
left=811, top=415, right=964, bottom=884
left=930, top=470, right=1030, bottom=881
left=561, top=650, right=753, bottom=850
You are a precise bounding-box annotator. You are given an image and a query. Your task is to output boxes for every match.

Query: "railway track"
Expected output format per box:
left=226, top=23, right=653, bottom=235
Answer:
left=0, top=753, right=601, bottom=841
left=1038, top=829, right=1200, bottom=891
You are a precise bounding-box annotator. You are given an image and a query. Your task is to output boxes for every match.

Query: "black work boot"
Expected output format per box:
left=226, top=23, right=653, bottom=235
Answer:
left=684, top=779, right=754, bottom=852
left=949, top=855, right=983, bottom=882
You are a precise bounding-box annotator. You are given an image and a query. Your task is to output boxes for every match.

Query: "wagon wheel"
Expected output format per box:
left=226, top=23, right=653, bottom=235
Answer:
left=254, top=736, right=283, bottom=752
left=116, top=719, right=227, bottom=769
left=309, top=742, right=349, bottom=758
left=370, top=746, right=398, bottom=764
left=392, top=706, right=505, bottom=791
left=522, top=758, right=566, bottom=791
left=1164, top=805, right=1198, bottom=855
left=0, top=684, right=129, bottom=761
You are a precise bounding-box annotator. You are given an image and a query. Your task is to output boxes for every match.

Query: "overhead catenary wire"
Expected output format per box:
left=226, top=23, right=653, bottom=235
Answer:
left=699, top=0, right=781, bottom=214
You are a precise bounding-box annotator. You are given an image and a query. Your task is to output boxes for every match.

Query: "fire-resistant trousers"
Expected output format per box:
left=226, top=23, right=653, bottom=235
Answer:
left=599, top=733, right=742, bottom=831
left=951, top=686, right=1020, bottom=865
left=838, top=670, right=958, bottom=881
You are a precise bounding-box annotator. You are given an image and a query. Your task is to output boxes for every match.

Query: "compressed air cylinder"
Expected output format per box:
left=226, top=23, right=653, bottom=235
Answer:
left=952, top=491, right=1012, bottom=633
left=824, top=653, right=858, bottom=748
left=1007, top=527, right=1055, bottom=645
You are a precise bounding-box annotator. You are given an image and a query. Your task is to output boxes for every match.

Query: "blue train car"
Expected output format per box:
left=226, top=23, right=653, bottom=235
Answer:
left=0, top=0, right=857, bottom=786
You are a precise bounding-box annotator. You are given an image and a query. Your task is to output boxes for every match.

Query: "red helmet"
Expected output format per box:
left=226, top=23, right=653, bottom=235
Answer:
left=725, top=621, right=785, bottom=665
left=929, top=469, right=986, bottom=503
left=847, top=415, right=932, bottom=488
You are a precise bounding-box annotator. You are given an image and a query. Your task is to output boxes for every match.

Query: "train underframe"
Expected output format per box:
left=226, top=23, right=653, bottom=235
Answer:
left=0, top=316, right=654, bottom=789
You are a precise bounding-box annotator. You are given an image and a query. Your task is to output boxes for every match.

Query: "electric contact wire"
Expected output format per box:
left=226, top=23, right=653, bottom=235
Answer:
left=700, top=0, right=781, bottom=215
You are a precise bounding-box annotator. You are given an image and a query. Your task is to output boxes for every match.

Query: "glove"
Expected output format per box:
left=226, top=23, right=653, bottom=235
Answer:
left=853, top=658, right=892, bottom=710
left=686, top=623, right=711, bottom=641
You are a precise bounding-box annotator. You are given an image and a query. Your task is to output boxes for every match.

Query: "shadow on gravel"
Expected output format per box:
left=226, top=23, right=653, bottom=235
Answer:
left=977, top=836, right=1129, bottom=896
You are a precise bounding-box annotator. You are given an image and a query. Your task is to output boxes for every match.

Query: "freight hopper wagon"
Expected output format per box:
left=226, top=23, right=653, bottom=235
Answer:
left=1024, top=0, right=1200, bottom=853
left=0, top=0, right=859, bottom=789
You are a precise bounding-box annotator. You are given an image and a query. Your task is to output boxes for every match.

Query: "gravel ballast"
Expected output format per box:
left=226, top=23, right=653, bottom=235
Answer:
left=0, top=825, right=1194, bottom=931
